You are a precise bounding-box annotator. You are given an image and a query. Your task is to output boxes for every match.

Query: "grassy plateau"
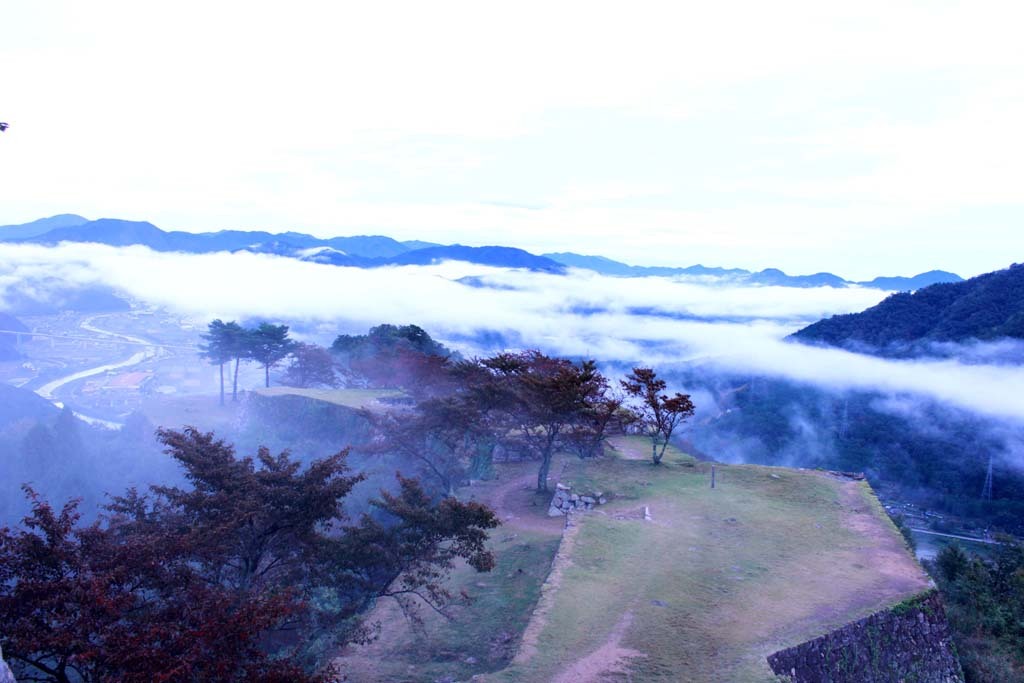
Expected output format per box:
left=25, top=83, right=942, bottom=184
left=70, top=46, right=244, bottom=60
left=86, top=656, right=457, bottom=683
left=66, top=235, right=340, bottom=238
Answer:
left=339, top=436, right=930, bottom=682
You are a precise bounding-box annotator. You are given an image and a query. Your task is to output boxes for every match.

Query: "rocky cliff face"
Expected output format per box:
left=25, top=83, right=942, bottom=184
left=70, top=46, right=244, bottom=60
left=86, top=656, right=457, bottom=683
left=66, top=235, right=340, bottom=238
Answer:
left=768, top=590, right=963, bottom=683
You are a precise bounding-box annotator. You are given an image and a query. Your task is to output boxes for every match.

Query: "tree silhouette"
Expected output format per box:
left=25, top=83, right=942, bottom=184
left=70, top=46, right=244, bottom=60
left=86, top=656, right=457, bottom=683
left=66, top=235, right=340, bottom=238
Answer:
left=621, top=367, right=695, bottom=465
left=247, top=323, right=295, bottom=388
left=201, top=319, right=235, bottom=405
left=482, top=351, right=613, bottom=491
left=223, top=321, right=248, bottom=401
left=283, top=342, right=339, bottom=388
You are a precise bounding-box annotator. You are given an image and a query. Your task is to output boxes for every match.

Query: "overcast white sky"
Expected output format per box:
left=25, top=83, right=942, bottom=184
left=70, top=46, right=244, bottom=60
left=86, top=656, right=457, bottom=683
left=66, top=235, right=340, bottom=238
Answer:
left=1, top=1, right=1022, bottom=279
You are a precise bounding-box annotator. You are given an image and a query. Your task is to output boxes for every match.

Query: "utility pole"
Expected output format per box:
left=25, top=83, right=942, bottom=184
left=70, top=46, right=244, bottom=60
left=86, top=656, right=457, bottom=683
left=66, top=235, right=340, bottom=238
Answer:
left=710, top=465, right=716, bottom=489
left=981, top=453, right=993, bottom=501
left=839, top=398, right=849, bottom=439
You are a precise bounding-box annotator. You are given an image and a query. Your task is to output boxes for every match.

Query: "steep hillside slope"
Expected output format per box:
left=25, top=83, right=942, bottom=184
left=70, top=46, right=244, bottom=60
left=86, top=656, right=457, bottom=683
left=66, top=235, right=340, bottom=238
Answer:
left=0, top=313, right=29, bottom=361
left=792, top=263, right=1024, bottom=351
left=0, top=384, right=58, bottom=427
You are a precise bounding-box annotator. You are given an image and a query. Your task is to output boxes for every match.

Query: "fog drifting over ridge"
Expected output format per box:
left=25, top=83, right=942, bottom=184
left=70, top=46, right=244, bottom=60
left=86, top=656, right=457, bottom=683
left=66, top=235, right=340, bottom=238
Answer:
left=2, top=242, right=1023, bottom=424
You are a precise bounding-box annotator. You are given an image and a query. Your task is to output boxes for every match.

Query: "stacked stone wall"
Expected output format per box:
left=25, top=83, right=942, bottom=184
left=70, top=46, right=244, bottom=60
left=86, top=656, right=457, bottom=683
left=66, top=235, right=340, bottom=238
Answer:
left=767, top=590, right=964, bottom=683
left=547, top=482, right=607, bottom=516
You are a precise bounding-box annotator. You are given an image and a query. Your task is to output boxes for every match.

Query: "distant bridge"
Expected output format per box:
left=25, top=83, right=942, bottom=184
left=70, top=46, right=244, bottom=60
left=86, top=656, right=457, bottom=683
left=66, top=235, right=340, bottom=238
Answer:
left=0, top=328, right=198, bottom=351
left=908, top=527, right=1000, bottom=545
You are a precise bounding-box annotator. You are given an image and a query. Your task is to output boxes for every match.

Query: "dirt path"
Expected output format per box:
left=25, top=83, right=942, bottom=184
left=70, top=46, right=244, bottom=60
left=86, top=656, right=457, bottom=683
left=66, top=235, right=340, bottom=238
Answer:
left=607, top=436, right=649, bottom=461
left=552, top=611, right=645, bottom=683
left=836, top=479, right=931, bottom=594
left=464, top=459, right=567, bottom=536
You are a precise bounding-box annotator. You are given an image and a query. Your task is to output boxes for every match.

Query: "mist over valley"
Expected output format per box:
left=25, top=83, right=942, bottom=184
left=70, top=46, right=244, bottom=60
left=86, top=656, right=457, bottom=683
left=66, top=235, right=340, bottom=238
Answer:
left=3, top=4, right=1024, bottom=678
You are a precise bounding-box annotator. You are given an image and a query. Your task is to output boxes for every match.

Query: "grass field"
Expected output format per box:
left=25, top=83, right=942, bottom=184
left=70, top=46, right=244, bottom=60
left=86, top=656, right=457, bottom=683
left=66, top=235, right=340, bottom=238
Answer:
left=334, top=528, right=562, bottom=682
left=135, top=388, right=400, bottom=439
left=333, top=457, right=567, bottom=682
left=477, top=436, right=930, bottom=683
left=329, top=436, right=928, bottom=682
left=251, top=386, right=402, bottom=409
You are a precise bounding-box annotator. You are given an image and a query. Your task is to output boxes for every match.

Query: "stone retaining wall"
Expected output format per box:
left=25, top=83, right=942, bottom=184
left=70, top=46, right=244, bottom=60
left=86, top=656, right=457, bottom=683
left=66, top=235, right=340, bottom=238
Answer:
left=767, top=590, right=963, bottom=683
left=547, top=482, right=607, bottom=516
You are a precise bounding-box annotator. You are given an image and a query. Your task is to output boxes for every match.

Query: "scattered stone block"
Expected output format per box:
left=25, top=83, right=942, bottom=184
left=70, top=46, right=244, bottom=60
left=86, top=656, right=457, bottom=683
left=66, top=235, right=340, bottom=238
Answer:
left=546, top=482, right=608, bottom=516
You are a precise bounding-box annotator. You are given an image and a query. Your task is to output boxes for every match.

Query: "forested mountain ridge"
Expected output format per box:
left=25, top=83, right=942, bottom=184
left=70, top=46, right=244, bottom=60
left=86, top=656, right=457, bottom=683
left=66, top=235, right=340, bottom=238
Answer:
left=1, top=217, right=565, bottom=273
left=791, top=263, right=1024, bottom=351
left=542, top=251, right=962, bottom=289
left=0, top=214, right=962, bottom=287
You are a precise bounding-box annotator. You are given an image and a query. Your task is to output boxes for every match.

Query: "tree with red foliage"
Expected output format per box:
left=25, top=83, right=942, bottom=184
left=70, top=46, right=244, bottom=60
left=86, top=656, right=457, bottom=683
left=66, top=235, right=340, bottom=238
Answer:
left=283, top=342, right=340, bottom=389
left=621, top=367, right=695, bottom=465
left=0, top=489, right=324, bottom=683
left=332, top=324, right=458, bottom=395
left=481, top=351, right=614, bottom=492
left=370, top=398, right=478, bottom=497
left=334, top=473, right=498, bottom=622
left=349, top=346, right=454, bottom=396
left=0, top=428, right=500, bottom=682
left=146, top=427, right=364, bottom=593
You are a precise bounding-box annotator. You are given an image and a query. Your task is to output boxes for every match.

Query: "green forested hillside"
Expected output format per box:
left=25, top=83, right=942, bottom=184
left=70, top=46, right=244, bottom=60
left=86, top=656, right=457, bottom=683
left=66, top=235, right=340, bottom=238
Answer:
left=793, top=263, right=1024, bottom=350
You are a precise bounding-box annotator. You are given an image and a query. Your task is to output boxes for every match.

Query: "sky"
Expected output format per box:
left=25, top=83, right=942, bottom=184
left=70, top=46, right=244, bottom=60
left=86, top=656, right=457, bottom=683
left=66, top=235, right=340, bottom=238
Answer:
left=1, top=1, right=1023, bottom=279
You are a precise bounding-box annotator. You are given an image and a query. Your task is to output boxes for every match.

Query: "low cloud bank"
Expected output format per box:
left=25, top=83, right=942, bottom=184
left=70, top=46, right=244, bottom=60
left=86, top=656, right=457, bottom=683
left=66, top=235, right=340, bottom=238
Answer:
left=688, top=329, right=1024, bottom=424
left=1, top=242, right=1021, bottom=424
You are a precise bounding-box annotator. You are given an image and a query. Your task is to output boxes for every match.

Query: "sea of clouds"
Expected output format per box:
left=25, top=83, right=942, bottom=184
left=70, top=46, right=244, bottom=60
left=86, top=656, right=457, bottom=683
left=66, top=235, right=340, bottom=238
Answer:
left=2, top=242, right=1022, bottom=426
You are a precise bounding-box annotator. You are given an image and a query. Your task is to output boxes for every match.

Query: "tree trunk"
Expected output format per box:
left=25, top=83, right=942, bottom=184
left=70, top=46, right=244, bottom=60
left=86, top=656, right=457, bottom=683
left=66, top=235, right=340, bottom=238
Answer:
left=651, top=436, right=661, bottom=465
left=232, top=357, right=240, bottom=401
left=470, top=439, right=496, bottom=480
left=265, top=363, right=270, bottom=388
left=218, top=362, right=225, bottom=406
left=537, top=452, right=552, bottom=492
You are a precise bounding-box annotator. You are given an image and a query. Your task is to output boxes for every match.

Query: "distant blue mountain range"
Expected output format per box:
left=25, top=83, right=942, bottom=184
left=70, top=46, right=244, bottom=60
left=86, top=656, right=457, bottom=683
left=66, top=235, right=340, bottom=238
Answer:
left=541, top=253, right=961, bottom=290
left=0, top=217, right=563, bottom=273
left=0, top=215, right=963, bottom=289
left=0, top=213, right=90, bottom=239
